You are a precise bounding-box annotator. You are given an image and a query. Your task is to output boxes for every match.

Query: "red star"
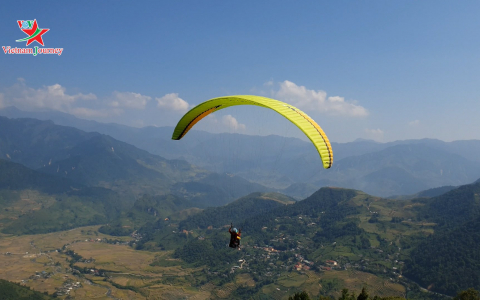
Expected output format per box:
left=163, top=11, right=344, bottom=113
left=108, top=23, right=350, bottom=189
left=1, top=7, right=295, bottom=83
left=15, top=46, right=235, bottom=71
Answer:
left=17, top=19, right=49, bottom=46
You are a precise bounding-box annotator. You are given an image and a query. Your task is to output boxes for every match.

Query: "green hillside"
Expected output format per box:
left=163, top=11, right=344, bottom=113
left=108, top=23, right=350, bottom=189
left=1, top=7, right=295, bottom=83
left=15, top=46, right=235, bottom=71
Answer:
left=403, top=181, right=480, bottom=295
left=178, top=192, right=294, bottom=230
left=0, top=279, right=53, bottom=300
left=98, top=194, right=199, bottom=236
left=405, top=216, right=480, bottom=296
left=160, top=183, right=480, bottom=298
left=2, top=187, right=127, bottom=235
left=0, top=158, right=130, bottom=235
left=0, top=159, right=82, bottom=193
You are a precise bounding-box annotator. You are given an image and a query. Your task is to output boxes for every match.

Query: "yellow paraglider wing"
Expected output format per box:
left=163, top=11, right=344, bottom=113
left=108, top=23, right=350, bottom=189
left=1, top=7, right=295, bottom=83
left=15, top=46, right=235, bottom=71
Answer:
left=171, top=95, right=333, bottom=169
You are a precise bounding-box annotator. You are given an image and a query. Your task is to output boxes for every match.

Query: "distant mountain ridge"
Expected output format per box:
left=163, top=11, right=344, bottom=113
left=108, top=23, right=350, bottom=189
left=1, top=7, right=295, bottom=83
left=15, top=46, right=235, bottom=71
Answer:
left=0, top=116, right=271, bottom=206
left=313, top=143, right=480, bottom=196
left=3, top=108, right=480, bottom=197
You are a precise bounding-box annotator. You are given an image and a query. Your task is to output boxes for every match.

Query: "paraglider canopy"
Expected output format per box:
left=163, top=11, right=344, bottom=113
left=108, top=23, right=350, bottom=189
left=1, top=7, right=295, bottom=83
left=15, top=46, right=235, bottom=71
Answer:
left=171, top=95, right=333, bottom=169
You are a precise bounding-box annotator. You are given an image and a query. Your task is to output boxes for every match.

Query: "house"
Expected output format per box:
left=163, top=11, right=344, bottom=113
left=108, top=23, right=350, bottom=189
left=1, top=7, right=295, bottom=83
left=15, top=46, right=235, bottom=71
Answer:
left=326, top=260, right=337, bottom=266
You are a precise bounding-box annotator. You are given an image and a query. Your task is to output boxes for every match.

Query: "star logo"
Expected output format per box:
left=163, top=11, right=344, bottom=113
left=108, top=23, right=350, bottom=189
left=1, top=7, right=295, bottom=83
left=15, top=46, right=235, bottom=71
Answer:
left=16, top=20, right=50, bottom=46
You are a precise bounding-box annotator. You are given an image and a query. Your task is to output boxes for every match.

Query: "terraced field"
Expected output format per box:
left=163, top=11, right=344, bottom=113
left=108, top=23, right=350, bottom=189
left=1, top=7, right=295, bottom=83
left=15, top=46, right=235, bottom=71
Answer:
left=0, top=224, right=412, bottom=299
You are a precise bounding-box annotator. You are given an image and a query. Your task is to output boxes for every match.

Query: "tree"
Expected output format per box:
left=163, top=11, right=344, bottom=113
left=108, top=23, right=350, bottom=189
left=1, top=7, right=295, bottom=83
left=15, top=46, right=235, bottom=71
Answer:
left=288, top=291, right=311, bottom=300
left=339, top=289, right=356, bottom=300
left=454, top=288, right=480, bottom=300
left=357, top=287, right=369, bottom=300
left=339, top=288, right=350, bottom=300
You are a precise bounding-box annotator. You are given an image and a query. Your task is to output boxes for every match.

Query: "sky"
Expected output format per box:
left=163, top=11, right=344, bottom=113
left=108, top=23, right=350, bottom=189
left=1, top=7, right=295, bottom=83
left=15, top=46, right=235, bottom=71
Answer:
left=1, top=1, right=480, bottom=143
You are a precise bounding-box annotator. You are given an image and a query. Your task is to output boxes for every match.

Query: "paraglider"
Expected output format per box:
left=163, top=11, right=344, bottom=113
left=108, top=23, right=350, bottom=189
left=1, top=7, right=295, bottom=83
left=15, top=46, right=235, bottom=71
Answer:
left=172, top=95, right=334, bottom=249
left=171, top=95, right=333, bottom=169
left=229, top=223, right=242, bottom=250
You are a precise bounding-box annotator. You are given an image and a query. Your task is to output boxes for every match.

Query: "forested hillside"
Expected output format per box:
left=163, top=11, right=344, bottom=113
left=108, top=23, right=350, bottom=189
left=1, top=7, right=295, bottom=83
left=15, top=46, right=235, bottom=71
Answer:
left=403, top=181, right=480, bottom=295
left=0, top=279, right=53, bottom=300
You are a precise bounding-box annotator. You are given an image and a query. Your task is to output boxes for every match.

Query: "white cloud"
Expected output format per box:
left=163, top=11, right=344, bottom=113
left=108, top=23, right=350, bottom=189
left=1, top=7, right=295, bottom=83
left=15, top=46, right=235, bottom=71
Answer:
left=408, top=120, right=420, bottom=126
left=275, top=80, right=368, bottom=117
left=3, top=79, right=96, bottom=112
left=156, top=93, right=189, bottom=112
left=364, top=128, right=384, bottom=141
left=263, top=79, right=274, bottom=87
left=222, top=115, right=246, bottom=131
left=206, top=114, right=218, bottom=123
left=109, top=91, right=151, bottom=110
left=0, top=80, right=196, bottom=127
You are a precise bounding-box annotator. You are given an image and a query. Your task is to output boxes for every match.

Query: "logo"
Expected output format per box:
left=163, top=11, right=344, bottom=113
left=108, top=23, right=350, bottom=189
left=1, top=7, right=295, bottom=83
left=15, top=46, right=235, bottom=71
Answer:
left=3, top=19, right=63, bottom=56
left=16, top=20, right=50, bottom=46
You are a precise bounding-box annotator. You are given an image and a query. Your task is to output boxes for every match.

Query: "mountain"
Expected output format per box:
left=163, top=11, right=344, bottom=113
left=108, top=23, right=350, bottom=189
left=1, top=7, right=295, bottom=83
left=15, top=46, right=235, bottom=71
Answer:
left=416, top=181, right=480, bottom=227
left=0, top=159, right=130, bottom=235
left=0, top=159, right=83, bottom=194
left=0, top=117, right=270, bottom=205
left=388, top=184, right=457, bottom=200
left=281, top=182, right=320, bottom=200
left=404, top=181, right=480, bottom=295
left=177, top=192, right=295, bottom=230
left=3, top=108, right=480, bottom=197
left=159, top=182, right=480, bottom=297
left=312, top=143, right=480, bottom=196
left=37, top=134, right=204, bottom=195
left=134, top=191, right=295, bottom=251
left=0, top=107, right=203, bottom=161
left=0, top=116, right=98, bottom=169
left=171, top=173, right=273, bottom=207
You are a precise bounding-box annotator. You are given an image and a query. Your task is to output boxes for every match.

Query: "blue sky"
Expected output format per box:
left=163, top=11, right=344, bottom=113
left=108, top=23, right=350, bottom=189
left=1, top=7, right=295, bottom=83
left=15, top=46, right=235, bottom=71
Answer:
left=1, top=1, right=480, bottom=142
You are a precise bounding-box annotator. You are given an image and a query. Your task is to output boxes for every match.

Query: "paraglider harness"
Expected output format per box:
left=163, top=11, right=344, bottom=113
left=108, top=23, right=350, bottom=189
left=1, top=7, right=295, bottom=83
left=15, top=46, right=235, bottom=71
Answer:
left=228, top=223, right=241, bottom=249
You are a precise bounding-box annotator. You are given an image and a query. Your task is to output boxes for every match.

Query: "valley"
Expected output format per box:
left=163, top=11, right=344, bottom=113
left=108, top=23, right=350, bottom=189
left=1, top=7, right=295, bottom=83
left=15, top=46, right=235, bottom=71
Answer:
left=0, top=116, right=479, bottom=299
left=0, top=225, right=410, bottom=300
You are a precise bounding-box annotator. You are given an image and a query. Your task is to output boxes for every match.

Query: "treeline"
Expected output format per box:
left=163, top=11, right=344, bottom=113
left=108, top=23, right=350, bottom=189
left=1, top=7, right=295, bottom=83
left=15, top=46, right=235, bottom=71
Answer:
left=288, top=287, right=480, bottom=300
left=0, top=279, right=54, bottom=299
left=178, top=193, right=285, bottom=230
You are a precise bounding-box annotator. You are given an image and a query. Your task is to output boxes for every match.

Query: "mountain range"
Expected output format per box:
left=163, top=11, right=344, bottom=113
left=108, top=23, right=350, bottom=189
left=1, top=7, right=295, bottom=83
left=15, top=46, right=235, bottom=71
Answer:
left=2, top=106, right=480, bottom=197
left=1, top=107, right=480, bottom=297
